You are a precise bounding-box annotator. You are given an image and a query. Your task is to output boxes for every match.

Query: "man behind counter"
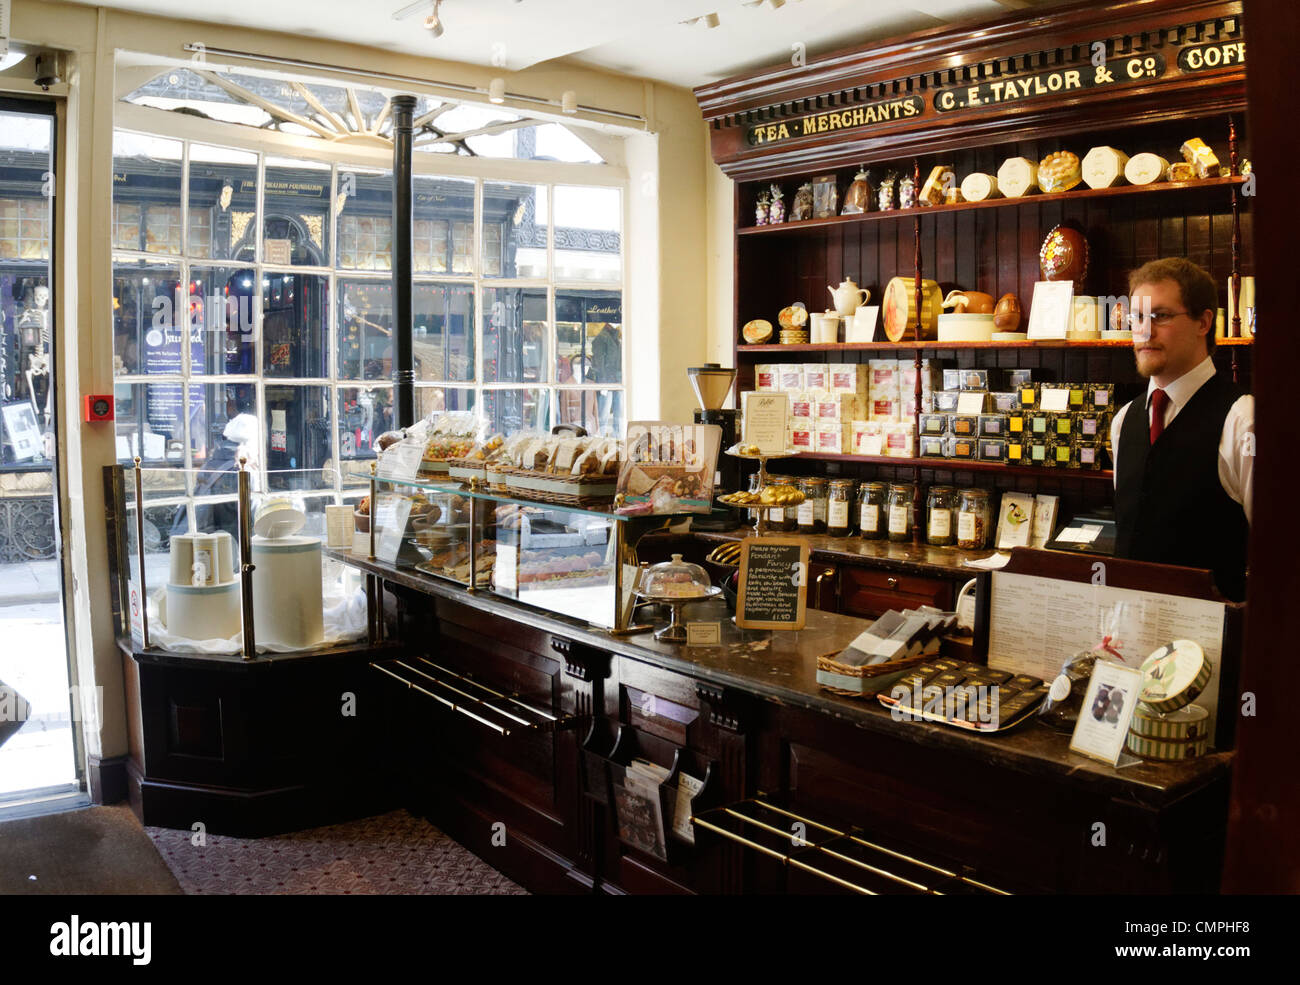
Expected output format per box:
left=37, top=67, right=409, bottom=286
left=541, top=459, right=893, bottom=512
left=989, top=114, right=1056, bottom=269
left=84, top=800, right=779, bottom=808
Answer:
left=1110, top=258, right=1254, bottom=601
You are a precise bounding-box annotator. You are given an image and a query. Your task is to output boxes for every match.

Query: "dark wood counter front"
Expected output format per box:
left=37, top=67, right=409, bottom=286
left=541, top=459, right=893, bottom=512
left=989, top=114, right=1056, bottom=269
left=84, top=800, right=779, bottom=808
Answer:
left=333, top=548, right=1232, bottom=895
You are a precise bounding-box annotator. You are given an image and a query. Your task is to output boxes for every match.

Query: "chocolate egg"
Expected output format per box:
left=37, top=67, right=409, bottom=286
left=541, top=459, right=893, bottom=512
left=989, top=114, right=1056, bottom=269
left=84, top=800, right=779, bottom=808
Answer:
left=1040, top=224, right=1089, bottom=282
left=993, top=293, right=1022, bottom=331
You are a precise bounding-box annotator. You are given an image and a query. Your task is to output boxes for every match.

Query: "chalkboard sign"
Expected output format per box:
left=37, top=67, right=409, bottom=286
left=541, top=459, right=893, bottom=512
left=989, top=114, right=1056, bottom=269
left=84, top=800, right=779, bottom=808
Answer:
left=736, top=537, right=809, bottom=631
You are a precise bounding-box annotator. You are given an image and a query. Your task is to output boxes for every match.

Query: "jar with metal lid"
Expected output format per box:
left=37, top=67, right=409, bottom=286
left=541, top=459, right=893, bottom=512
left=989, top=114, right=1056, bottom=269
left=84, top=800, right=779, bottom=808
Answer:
left=857, top=481, right=888, bottom=541
left=796, top=477, right=829, bottom=533
left=957, top=487, right=991, bottom=550
left=827, top=479, right=856, bottom=537
left=926, top=485, right=958, bottom=547
left=765, top=474, right=798, bottom=532
left=886, top=483, right=914, bottom=543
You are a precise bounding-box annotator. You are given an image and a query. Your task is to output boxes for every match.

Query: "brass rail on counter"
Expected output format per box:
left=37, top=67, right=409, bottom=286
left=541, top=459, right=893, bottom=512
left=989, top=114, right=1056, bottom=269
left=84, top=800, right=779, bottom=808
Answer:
left=693, top=798, right=1012, bottom=895
left=370, top=656, right=581, bottom=736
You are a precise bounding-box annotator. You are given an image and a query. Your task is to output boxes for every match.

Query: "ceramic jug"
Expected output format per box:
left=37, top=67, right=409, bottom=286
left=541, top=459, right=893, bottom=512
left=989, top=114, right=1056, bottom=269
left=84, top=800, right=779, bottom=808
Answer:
left=828, top=278, right=870, bottom=317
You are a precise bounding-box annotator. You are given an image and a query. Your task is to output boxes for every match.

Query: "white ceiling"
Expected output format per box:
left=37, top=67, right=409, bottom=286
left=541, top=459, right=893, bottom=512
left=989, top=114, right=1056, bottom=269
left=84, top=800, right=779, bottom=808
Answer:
left=68, top=0, right=1073, bottom=89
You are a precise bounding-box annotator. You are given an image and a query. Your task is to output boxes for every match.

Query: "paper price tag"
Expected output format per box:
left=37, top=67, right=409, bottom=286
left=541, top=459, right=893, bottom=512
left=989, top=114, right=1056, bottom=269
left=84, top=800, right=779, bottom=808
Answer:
left=686, top=622, right=722, bottom=646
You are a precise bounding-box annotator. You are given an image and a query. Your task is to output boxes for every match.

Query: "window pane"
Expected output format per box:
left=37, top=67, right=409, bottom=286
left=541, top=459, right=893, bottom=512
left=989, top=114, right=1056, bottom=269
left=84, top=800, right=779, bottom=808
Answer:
left=189, top=266, right=257, bottom=376
left=483, top=286, right=545, bottom=384
left=264, top=384, right=331, bottom=488
left=188, top=382, right=257, bottom=497
left=335, top=168, right=392, bottom=271
left=413, top=175, right=474, bottom=274
left=112, top=260, right=182, bottom=377
left=338, top=386, right=395, bottom=487
left=554, top=185, right=621, bottom=282
left=113, top=381, right=188, bottom=467
left=483, top=181, right=546, bottom=278
left=414, top=283, right=474, bottom=383
left=187, top=144, right=257, bottom=260
left=415, top=386, right=475, bottom=419
left=264, top=157, right=331, bottom=266
left=556, top=290, right=622, bottom=384
left=464, top=123, right=603, bottom=163
left=338, top=278, right=393, bottom=381
left=263, top=272, right=328, bottom=378
left=113, top=132, right=182, bottom=255
left=555, top=389, right=623, bottom=437
left=482, top=388, right=546, bottom=435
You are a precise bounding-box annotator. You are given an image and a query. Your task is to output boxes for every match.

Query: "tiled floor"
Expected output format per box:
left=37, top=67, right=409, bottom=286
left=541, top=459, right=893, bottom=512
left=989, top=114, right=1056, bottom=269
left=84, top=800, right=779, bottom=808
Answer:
left=145, top=810, right=527, bottom=895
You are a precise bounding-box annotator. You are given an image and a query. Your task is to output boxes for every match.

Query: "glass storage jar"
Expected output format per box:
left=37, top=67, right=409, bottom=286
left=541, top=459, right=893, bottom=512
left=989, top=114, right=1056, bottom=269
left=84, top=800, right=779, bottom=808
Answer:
left=886, top=483, right=915, bottom=543
left=796, top=477, right=829, bottom=533
left=827, top=479, right=856, bottom=537
left=926, top=485, right=958, bottom=547
left=857, top=481, right=887, bottom=541
left=957, top=487, right=991, bottom=549
left=764, top=474, right=798, bottom=532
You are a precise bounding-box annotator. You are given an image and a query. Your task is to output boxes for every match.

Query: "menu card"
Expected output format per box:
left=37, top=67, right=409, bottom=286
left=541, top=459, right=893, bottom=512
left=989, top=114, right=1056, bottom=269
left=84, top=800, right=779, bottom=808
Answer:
left=741, top=392, right=789, bottom=455
left=736, top=537, right=809, bottom=630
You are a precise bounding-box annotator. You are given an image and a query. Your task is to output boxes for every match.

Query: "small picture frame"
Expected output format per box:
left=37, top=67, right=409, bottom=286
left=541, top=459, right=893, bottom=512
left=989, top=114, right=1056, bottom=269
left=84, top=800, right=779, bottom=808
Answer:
left=811, top=175, right=839, bottom=219
left=1027, top=280, right=1074, bottom=339
left=1068, top=658, right=1145, bottom=765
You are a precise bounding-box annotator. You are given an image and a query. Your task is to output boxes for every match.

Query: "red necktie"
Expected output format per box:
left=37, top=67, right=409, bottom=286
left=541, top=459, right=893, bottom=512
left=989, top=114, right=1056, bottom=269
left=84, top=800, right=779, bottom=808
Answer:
left=1149, top=388, right=1169, bottom=444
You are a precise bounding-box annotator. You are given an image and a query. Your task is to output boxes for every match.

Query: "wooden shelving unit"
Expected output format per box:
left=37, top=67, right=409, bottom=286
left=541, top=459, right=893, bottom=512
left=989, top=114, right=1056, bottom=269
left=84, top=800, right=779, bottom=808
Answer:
left=738, top=176, right=1245, bottom=237
left=800, top=452, right=1114, bottom=480
left=737, top=337, right=1254, bottom=355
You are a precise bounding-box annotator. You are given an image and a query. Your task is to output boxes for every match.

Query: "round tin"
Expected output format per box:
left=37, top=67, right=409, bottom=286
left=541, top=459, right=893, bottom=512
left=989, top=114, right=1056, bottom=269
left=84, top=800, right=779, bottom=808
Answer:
left=1138, top=639, right=1211, bottom=714
left=1129, top=703, right=1209, bottom=742
left=1126, top=730, right=1209, bottom=762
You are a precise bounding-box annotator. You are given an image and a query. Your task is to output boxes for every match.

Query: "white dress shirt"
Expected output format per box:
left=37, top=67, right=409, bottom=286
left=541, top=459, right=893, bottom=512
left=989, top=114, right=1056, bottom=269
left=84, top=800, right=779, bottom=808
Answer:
left=1110, top=356, right=1254, bottom=523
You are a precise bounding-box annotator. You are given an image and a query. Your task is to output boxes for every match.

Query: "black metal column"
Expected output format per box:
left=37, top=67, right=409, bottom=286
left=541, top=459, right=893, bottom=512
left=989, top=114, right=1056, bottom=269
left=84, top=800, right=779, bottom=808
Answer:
left=391, top=94, right=417, bottom=426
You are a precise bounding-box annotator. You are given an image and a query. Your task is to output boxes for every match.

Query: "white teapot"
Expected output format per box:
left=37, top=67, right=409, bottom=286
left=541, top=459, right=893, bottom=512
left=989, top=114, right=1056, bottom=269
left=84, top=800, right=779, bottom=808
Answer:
left=828, top=277, right=870, bottom=316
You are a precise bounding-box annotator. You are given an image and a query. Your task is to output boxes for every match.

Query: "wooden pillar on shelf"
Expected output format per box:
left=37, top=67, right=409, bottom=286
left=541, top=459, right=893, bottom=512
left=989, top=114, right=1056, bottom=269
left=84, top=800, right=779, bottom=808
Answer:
left=1228, top=114, right=1242, bottom=382
left=912, top=158, right=924, bottom=545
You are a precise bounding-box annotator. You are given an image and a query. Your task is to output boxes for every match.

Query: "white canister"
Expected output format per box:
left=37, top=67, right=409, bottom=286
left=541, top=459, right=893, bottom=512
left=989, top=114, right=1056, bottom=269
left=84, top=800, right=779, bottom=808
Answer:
left=810, top=310, right=841, bottom=344
left=168, top=534, right=195, bottom=587
left=251, top=535, right=325, bottom=649
left=165, top=581, right=242, bottom=641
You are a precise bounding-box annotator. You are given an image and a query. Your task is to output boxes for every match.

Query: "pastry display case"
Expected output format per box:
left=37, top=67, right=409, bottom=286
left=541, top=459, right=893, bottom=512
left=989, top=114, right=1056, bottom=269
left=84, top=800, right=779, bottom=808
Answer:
left=365, top=474, right=687, bottom=631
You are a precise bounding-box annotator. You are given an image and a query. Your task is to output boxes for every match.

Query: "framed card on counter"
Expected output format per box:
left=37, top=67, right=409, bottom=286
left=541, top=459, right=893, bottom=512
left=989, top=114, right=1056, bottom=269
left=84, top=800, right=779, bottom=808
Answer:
left=1069, top=659, right=1144, bottom=765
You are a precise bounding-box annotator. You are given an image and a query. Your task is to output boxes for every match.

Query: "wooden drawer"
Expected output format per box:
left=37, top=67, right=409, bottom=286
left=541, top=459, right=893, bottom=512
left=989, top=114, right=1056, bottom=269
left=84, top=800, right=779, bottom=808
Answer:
left=839, top=567, right=953, bottom=619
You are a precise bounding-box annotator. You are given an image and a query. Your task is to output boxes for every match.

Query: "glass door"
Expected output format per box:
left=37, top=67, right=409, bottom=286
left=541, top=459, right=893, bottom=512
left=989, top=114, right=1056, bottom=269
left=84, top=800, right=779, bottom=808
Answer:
left=0, top=101, right=79, bottom=804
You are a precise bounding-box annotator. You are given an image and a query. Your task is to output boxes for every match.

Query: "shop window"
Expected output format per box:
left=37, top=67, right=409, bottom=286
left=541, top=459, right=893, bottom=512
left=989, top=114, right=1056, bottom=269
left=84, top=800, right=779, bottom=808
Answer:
left=483, top=181, right=547, bottom=279
left=414, top=283, right=474, bottom=383
left=483, top=286, right=545, bottom=384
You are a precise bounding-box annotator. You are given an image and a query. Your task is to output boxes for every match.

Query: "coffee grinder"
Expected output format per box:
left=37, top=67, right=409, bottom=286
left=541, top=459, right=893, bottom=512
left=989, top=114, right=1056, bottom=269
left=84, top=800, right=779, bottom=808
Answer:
left=688, top=363, right=740, bottom=493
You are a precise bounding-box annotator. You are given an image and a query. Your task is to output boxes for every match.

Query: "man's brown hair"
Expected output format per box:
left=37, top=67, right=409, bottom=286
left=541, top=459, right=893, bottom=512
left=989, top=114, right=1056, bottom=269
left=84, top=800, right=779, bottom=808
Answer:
left=1128, top=257, right=1219, bottom=352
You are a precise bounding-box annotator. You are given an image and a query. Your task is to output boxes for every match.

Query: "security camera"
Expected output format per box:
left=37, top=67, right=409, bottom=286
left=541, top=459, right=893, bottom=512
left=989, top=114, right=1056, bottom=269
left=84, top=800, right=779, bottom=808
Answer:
left=34, top=52, right=64, bottom=91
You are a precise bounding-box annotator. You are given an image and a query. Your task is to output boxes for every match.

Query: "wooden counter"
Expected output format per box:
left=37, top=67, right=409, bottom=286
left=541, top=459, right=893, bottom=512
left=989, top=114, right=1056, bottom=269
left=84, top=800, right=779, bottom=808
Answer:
left=333, top=547, right=1232, bottom=895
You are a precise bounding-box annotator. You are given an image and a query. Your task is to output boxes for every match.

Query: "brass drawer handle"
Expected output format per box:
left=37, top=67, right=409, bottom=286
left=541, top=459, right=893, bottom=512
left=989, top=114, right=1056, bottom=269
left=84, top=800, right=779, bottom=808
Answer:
left=887, top=576, right=899, bottom=589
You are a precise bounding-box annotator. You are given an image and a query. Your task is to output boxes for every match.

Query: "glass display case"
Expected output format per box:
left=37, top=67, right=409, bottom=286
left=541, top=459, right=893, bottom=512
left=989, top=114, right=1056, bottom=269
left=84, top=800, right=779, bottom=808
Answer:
left=105, top=463, right=378, bottom=656
left=366, top=474, right=682, bottom=631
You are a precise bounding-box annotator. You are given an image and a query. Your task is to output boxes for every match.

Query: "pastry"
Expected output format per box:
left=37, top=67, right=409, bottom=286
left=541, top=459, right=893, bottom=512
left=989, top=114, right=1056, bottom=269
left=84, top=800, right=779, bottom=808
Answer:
left=919, top=164, right=953, bottom=206
left=1167, top=161, right=1195, bottom=182
left=1180, top=137, right=1220, bottom=179
left=1038, top=151, right=1082, bottom=193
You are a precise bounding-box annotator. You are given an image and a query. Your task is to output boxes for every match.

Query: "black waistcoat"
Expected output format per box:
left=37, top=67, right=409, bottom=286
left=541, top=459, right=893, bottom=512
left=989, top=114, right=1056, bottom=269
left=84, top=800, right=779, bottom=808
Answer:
left=1114, top=370, right=1248, bottom=601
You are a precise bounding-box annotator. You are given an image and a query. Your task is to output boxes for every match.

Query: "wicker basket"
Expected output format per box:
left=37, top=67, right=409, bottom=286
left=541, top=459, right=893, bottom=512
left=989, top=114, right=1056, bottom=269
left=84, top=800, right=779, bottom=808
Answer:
left=815, top=650, right=931, bottom=698
left=498, top=465, right=619, bottom=506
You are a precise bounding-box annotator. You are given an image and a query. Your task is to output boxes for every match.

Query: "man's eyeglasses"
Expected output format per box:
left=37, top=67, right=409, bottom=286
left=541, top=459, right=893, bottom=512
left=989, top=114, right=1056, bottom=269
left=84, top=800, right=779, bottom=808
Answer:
left=1125, top=308, right=1190, bottom=330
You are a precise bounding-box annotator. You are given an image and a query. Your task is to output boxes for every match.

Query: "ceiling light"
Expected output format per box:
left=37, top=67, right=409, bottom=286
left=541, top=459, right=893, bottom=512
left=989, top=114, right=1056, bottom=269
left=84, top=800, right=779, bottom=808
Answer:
left=424, top=0, right=444, bottom=37
left=489, top=77, right=506, bottom=104
left=1, top=52, right=29, bottom=73
left=561, top=90, right=577, bottom=114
